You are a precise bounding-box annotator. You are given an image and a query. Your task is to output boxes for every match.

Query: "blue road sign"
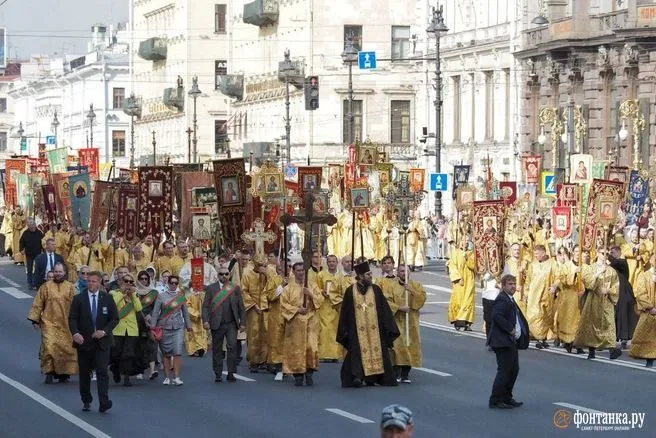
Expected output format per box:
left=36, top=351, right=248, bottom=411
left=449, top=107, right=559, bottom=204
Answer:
left=358, top=51, right=376, bottom=69
left=46, top=135, right=56, bottom=145
left=544, top=174, right=556, bottom=194
left=430, top=173, right=449, bottom=191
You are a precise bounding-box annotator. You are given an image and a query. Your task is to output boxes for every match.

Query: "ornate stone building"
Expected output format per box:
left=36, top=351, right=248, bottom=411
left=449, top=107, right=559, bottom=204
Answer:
left=516, top=0, right=656, bottom=173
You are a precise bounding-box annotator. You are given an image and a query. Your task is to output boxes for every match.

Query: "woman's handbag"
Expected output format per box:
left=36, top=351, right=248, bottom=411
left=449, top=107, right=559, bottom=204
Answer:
left=150, top=326, right=163, bottom=341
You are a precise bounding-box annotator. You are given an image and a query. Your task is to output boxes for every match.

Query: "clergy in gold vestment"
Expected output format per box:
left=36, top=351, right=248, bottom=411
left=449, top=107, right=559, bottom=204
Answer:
left=242, top=254, right=275, bottom=371
left=503, top=243, right=527, bottom=315
left=390, top=265, right=426, bottom=383
left=71, top=233, right=104, bottom=273
left=336, top=256, right=356, bottom=310
left=574, top=249, right=622, bottom=360
left=628, top=263, right=656, bottom=367
left=621, top=229, right=649, bottom=288
left=155, top=241, right=180, bottom=277
left=553, top=248, right=581, bottom=350
left=281, top=263, right=323, bottom=386
left=266, top=262, right=286, bottom=370
left=316, top=255, right=345, bottom=361
left=406, top=212, right=428, bottom=270
left=448, top=241, right=476, bottom=330
left=27, top=263, right=78, bottom=382
left=12, top=207, right=26, bottom=263
left=523, top=245, right=557, bottom=347
left=353, top=215, right=375, bottom=261
left=103, top=238, right=130, bottom=276
left=128, top=245, right=150, bottom=276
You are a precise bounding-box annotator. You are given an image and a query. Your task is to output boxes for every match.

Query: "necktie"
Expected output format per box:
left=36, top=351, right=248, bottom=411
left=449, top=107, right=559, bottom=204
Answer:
left=49, top=254, right=54, bottom=271
left=91, top=294, right=97, bottom=329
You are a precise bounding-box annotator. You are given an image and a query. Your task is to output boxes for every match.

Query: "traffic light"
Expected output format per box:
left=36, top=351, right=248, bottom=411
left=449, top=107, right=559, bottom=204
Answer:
left=304, top=76, right=319, bottom=110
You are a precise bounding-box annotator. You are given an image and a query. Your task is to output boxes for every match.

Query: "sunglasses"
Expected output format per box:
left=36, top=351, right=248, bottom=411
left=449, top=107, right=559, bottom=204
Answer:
left=219, top=273, right=229, bottom=277
left=123, top=279, right=134, bottom=284
left=169, top=281, right=179, bottom=286
left=80, top=272, right=89, bottom=276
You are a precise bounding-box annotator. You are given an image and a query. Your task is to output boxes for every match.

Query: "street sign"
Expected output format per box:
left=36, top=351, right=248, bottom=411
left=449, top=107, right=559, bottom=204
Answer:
left=46, top=136, right=56, bottom=145
left=430, top=173, right=449, bottom=191
left=358, top=51, right=376, bottom=69
left=20, top=137, right=26, bottom=152
left=542, top=172, right=556, bottom=195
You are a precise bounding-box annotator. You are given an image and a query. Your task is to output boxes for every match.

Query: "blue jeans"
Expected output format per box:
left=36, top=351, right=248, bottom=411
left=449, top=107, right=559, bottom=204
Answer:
left=25, top=256, right=36, bottom=288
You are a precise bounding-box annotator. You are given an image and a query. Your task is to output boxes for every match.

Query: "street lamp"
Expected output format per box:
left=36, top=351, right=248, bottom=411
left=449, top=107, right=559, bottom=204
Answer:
left=279, top=49, right=295, bottom=161
left=532, top=0, right=549, bottom=25
left=538, top=125, right=546, bottom=146
left=87, top=104, right=96, bottom=147
left=341, top=34, right=358, bottom=146
left=51, top=111, right=60, bottom=147
left=188, top=76, right=201, bottom=163
left=427, top=4, right=448, bottom=217
left=126, top=93, right=139, bottom=169
left=618, top=121, right=628, bottom=142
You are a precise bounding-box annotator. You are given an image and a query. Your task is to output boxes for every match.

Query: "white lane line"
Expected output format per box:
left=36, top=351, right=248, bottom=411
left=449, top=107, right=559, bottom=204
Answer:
left=425, top=285, right=452, bottom=294
left=426, top=292, right=435, bottom=296
left=221, top=371, right=255, bottom=382
left=325, top=408, right=375, bottom=424
left=1, top=287, right=33, bottom=299
left=0, top=272, right=21, bottom=287
left=553, top=402, right=602, bottom=414
left=423, top=271, right=450, bottom=278
left=426, top=301, right=450, bottom=304
left=419, top=321, right=656, bottom=373
left=415, top=367, right=452, bottom=377
left=0, top=371, right=112, bottom=438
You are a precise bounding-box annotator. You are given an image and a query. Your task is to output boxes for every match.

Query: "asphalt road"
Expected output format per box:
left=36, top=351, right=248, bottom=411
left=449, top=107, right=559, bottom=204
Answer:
left=0, top=258, right=653, bottom=437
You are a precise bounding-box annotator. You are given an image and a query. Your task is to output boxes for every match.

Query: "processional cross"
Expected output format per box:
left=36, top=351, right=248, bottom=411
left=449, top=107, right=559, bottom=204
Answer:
left=241, top=218, right=277, bottom=256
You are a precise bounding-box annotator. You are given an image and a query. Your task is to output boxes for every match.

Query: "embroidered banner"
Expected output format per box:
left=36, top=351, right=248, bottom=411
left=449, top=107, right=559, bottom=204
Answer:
left=499, top=181, right=517, bottom=206
left=606, top=166, right=629, bottom=183
left=191, top=258, right=205, bottom=291
left=556, top=183, right=578, bottom=207
left=28, top=173, right=46, bottom=218
left=46, top=147, right=69, bottom=174
left=4, top=158, right=27, bottom=207
left=181, top=172, right=214, bottom=236
left=138, top=167, right=173, bottom=241
left=69, top=173, right=91, bottom=230
left=15, top=174, right=30, bottom=212
left=89, top=181, right=120, bottom=237
left=213, top=159, right=247, bottom=250
left=42, top=184, right=58, bottom=223
left=591, top=161, right=606, bottom=180
left=78, top=148, right=99, bottom=180
left=52, top=172, right=73, bottom=223
left=296, top=166, right=323, bottom=207
left=409, top=168, right=425, bottom=193
left=117, top=183, right=140, bottom=243
left=472, top=200, right=505, bottom=276
left=625, top=170, right=648, bottom=226
left=452, top=165, right=470, bottom=200
left=522, top=155, right=541, bottom=184
left=583, top=179, right=625, bottom=251
left=517, top=183, right=536, bottom=213
left=552, top=206, right=572, bottom=239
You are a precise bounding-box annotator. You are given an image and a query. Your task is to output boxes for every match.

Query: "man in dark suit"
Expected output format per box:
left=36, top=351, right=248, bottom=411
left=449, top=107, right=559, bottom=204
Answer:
left=69, top=271, right=118, bottom=413
left=34, top=238, right=66, bottom=290
left=487, top=274, right=529, bottom=409
left=202, top=265, right=246, bottom=382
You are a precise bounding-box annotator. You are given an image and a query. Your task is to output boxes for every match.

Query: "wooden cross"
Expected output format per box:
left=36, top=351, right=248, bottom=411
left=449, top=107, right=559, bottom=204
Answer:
left=241, top=218, right=277, bottom=256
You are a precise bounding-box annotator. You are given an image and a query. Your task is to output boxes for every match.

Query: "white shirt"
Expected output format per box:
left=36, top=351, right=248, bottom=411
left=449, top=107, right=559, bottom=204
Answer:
left=506, top=292, right=521, bottom=340
left=88, top=290, right=100, bottom=314
left=45, top=252, right=56, bottom=278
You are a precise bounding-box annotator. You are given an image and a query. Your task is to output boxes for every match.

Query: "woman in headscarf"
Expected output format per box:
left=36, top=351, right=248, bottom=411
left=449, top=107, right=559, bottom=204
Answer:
left=157, top=270, right=171, bottom=293
left=75, top=266, right=90, bottom=295
left=136, top=270, right=159, bottom=380
left=149, top=274, right=192, bottom=386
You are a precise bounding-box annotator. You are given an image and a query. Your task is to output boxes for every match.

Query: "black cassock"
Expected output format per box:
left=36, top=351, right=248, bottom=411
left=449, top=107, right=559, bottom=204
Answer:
left=610, top=258, right=638, bottom=341
left=336, top=282, right=400, bottom=387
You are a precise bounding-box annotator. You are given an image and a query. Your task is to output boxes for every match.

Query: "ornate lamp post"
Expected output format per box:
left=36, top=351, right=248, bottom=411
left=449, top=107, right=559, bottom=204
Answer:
left=278, top=49, right=295, bottom=161
left=341, top=34, right=358, bottom=146
left=86, top=104, right=96, bottom=147
left=619, top=99, right=646, bottom=170
left=125, top=93, right=140, bottom=169
left=51, top=111, right=60, bottom=148
left=188, top=76, right=201, bottom=163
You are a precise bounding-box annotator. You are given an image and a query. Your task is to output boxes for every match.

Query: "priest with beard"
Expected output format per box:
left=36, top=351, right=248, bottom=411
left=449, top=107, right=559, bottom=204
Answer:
left=337, top=261, right=399, bottom=388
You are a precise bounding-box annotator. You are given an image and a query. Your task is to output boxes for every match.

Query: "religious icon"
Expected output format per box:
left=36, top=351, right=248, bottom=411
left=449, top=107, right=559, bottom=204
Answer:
left=74, top=181, right=87, bottom=198
left=193, top=215, right=212, bottom=240
left=556, top=215, right=567, bottom=230
left=126, top=197, right=137, bottom=211
left=350, top=188, right=369, bottom=208
left=60, top=181, right=70, bottom=198
left=569, top=154, right=593, bottom=184
left=358, top=146, right=377, bottom=165
left=410, top=169, right=425, bottom=192
left=379, top=170, right=390, bottom=185
left=149, top=180, right=163, bottom=197
left=221, top=176, right=241, bottom=205
left=483, top=217, right=497, bottom=234
left=264, top=173, right=282, bottom=194
left=313, top=193, right=328, bottom=214
left=303, top=175, right=318, bottom=190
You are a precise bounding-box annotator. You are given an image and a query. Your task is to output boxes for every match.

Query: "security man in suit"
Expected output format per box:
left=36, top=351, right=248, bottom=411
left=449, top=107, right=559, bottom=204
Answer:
left=69, top=271, right=119, bottom=413
left=202, top=265, right=246, bottom=383
left=486, top=274, right=529, bottom=409
left=34, top=238, right=66, bottom=290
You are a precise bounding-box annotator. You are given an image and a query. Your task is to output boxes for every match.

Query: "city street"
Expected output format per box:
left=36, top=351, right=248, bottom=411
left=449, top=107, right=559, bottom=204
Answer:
left=0, top=259, right=653, bottom=437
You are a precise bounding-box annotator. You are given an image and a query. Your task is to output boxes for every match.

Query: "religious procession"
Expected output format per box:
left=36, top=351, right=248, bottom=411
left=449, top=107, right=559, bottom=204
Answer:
left=1, top=139, right=439, bottom=407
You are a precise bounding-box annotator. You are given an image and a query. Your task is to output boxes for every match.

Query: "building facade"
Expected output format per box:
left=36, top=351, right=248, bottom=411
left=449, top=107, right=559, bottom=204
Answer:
left=516, top=0, right=656, bottom=173
left=130, top=0, right=230, bottom=164
left=0, top=68, right=19, bottom=162
left=224, top=0, right=424, bottom=164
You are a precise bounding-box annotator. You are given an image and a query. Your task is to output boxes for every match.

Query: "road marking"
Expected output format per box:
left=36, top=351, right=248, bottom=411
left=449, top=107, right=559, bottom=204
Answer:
left=415, top=367, right=452, bottom=377
left=423, top=271, right=450, bottom=279
left=426, top=292, right=435, bottom=296
left=0, top=371, right=112, bottom=438
left=419, top=321, right=656, bottom=373
left=325, top=408, right=374, bottom=424
left=222, top=371, right=255, bottom=382
left=0, top=272, right=21, bottom=287
left=426, top=301, right=450, bottom=304
left=425, top=285, right=452, bottom=294
left=1, top=287, right=32, bottom=299
left=553, top=402, right=602, bottom=414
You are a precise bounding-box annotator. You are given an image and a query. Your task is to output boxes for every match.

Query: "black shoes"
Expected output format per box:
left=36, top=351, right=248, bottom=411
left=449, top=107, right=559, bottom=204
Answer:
left=507, top=399, right=523, bottom=407
left=82, top=403, right=91, bottom=412
left=123, top=376, right=133, bottom=387
left=215, top=375, right=222, bottom=382
left=609, top=348, right=622, bottom=360
left=226, top=373, right=237, bottom=382
left=305, top=373, right=314, bottom=386
left=352, top=379, right=363, bottom=388
left=99, top=400, right=112, bottom=413
left=564, top=343, right=572, bottom=353
left=45, top=374, right=54, bottom=384
left=489, top=402, right=514, bottom=409
left=587, top=348, right=596, bottom=359
left=646, top=359, right=654, bottom=368
left=112, top=371, right=121, bottom=384
left=294, top=375, right=304, bottom=386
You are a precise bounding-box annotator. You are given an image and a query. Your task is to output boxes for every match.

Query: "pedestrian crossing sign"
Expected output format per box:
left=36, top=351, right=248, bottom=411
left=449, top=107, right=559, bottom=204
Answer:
left=542, top=171, right=556, bottom=196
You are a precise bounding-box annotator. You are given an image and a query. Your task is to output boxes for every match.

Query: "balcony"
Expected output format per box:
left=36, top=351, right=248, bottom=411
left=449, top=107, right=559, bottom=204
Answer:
left=218, top=75, right=244, bottom=100
left=138, top=38, right=167, bottom=61
left=163, top=87, right=183, bottom=111
left=243, top=0, right=279, bottom=27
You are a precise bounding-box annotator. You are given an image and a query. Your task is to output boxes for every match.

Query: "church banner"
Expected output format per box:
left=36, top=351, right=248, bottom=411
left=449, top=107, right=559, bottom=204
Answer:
left=583, top=179, right=625, bottom=251
left=89, top=181, right=119, bottom=237
left=78, top=148, right=99, bottom=180
left=138, top=167, right=173, bottom=241
left=591, top=161, right=606, bottom=180
left=15, top=174, right=30, bottom=213
left=552, top=205, right=572, bottom=239
left=191, top=258, right=205, bottom=292
left=29, top=173, right=46, bottom=218
left=181, top=172, right=214, bottom=236
left=522, top=155, right=541, bottom=184
left=69, top=173, right=91, bottom=230
left=52, top=173, right=73, bottom=223
left=472, top=200, right=505, bottom=276
left=625, top=170, right=649, bottom=226
left=46, top=147, right=69, bottom=175
left=213, top=158, right=247, bottom=250
left=42, top=184, right=57, bottom=223
left=117, top=183, right=140, bottom=243
left=4, top=158, right=27, bottom=207
left=452, top=165, right=471, bottom=200
left=499, top=181, right=517, bottom=206
left=556, top=183, right=578, bottom=207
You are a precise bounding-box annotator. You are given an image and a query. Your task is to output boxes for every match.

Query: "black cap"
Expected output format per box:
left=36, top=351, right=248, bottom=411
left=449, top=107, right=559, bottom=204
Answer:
left=353, top=261, right=371, bottom=276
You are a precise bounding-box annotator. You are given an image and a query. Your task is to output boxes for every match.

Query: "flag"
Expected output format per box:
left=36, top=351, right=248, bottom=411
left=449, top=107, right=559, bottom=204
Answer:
left=42, top=184, right=58, bottom=223
left=69, top=173, right=92, bottom=230
left=78, top=148, right=100, bottom=180
left=46, top=147, right=69, bottom=174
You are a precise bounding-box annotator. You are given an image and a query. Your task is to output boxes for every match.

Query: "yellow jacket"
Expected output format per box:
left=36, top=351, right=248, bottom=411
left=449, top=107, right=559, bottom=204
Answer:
left=111, top=290, right=143, bottom=337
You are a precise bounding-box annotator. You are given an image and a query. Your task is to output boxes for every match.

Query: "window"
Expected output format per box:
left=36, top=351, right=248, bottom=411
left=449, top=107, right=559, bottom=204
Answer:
left=215, top=60, right=227, bottom=90
left=215, top=119, right=227, bottom=154
left=344, top=25, right=362, bottom=51
left=342, top=99, right=363, bottom=144
left=0, top=98, right=6, bottom=113
left=453, top=76, right=461, bottom=142
left=112, top=131, right=126, bottom=157
left=113, top=88, right=125, bottom=110
left=485, top=72, right=494, bottom=140
left=0, top=132, right=6, bottom=151
left=215, top=4, right=226, bottom=33
left=391, top=26, right=411, bottom=61
left=391, top=100, right=411, bottom=143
